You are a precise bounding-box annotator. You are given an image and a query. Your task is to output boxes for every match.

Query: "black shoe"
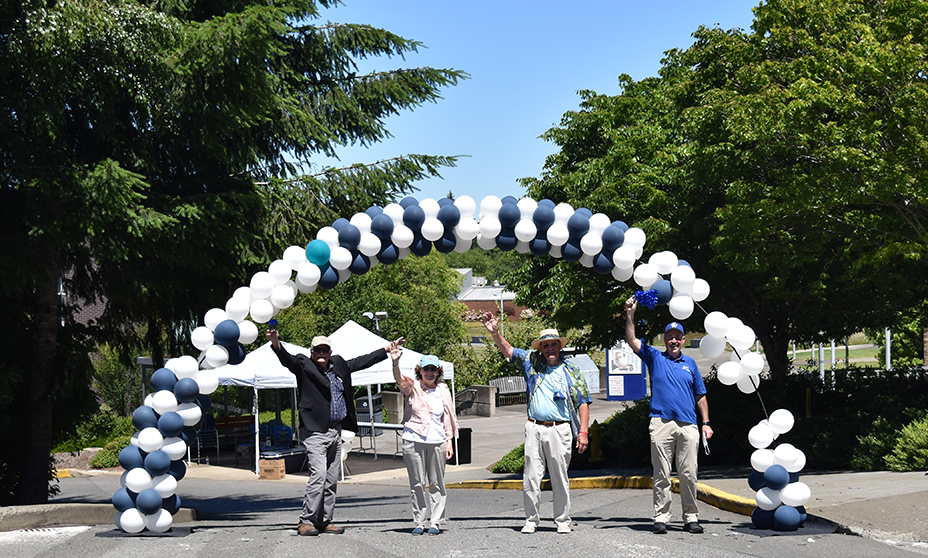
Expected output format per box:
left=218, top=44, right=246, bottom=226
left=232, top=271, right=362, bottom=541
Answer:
left=684, top=522, right=704, bottom=534
left=653, top=522, right=667, bottom=534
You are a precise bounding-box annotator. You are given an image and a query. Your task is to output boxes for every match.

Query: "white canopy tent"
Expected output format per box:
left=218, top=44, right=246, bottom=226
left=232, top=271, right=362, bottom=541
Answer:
left=210, top=320, right=457, bottom=474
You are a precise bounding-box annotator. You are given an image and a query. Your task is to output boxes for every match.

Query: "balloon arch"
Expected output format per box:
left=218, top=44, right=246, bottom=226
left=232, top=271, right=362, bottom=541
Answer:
left=111, top=194, right=810, bottom=533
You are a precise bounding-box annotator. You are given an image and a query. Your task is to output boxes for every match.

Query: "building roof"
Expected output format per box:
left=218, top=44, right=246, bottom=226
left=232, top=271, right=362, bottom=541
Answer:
left=457, top=285, right=517, bottom=302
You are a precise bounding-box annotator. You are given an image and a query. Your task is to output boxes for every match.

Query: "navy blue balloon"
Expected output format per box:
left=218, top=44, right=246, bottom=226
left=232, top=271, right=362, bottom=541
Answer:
left=168, top=459, right=187, bottom=481
left=764, top=464, right=790, bottom=491
left=652, top=279, right=674, bottom=306
left=788, top=471, right=799, bottom=484
left=796, top=505, right=807, bottom=526
left=498, top=204, right=521, bottom=228
left=133, top=406, right=159, bottom=430
left=537, top=199, right=556, bottom=209
left=195, top=394, right=212, bottom=413
left=561, top=238, right=583, bottom=262
left=773, top=505, right=801, bottom=531
left=144, top=450, right=171, bottom=477
left=500, top=195, right=519, bottom=205
left=532, top=206, right=556, bottom=231
left=378, top=242, right=399, bottom=265
left=566, top=213, right=590, bottom=239
left=349, top=253, right=371, bottom=275
left=370, top=214, right=394, bottom=239
left=403, top=205, right=425, bottom=230
left=752, top=507, right=776, bottom=529
left=112, top=487, right=137, bottom=512
left=213, top=319, right=240, bottom=347
left=227, top=343, right=246, bottom=365
left=748, top=470, right=767, bottom=491
left=150, top=368, right=177, bottom=393
left=529, top=237, right=550, bottom=257
left=158, top=411, right=185, bottom=438
left=119, top=445, right=145, bottom=471
left=331, top=217, right=349, bottom=232
left=410, top=234, right=432, bottom=257
left=437, top=204, right=461, bottom=229
left=593, top=252, right=614, bottom=274
left=318, top=264, right=340, bottom=290
left=338, top=224, right=361, bottom=250
left=399, top=196, right=419, bottom=208
left=601, top=224, right=626, bottom=251
left=136, top=488, right=163, bottom=515
left=575, top=207, right=593, bottom=218
left=435, top=231, right=457, bottom=254
left=162, top=494, right=182, bottom=515
left=438, top=197, right=455, bottom=207
left=365, top=205, right=383, bottom=218
left=173, top=378, right=200, bottom=403
left=496, top=231, right=517, bottom=252
left=180, top=426, right=197, bottom=445
left=612, top=220, right=629, bottom=232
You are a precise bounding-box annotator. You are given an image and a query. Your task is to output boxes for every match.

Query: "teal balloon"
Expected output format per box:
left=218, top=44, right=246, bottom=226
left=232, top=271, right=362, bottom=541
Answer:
left=305, top=240, right=331, bottom=266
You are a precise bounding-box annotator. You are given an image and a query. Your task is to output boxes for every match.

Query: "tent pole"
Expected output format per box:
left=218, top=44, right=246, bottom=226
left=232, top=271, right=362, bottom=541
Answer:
left=367, top=384, right=377, bottom=459
left=254, top=386, right=260, bottom=476
left=452, top=375, right=458, bottom=466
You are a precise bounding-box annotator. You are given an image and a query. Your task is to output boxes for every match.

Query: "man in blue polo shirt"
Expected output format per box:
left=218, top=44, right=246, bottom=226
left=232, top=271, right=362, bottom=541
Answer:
left=624, top=296, right=714, bottom=535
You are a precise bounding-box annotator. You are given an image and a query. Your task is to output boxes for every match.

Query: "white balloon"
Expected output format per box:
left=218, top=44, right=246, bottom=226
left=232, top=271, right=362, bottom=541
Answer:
left=548, top=243, right=562, bottom=258
left=737, top=372, right=761, bottom=394
left=454, top=235, right=472, bottom=253
left=546, top=223, right=569, bottom=246
left=419, top=198, right=440, bottom=219
left=612, top=245, right=637, bottom=270
left=477, top=215, right=502, bottom=238
left=633, top=263, right=659, bottom=288
left=751, top=448, right=775, bottom=472
left=453, top=195, right=477, bottom=219
left=514, top=220, right=537, bottom=242
left=191, top=326, right=214, bottom=351
left=151, top=473, right=178, bottom=498
left=699, top=334, right=727, bottom=359
left=779, top=482, right=811, bottom=507
left=144, top=508, right=174, bottom=533
left=316, top=226, right=339, bottom=250
left=383, top=203, right=405, bottom=226
left=143, top=394, right=154, bottom=409
left=130, top=432, right=140, bottom=447
left=205, top=344, right=230, bottom=367
left=176, top=402, right=202, bottom=426
left=358, top=233, right=382, bottom=256
left=580, top=232, right=603, bottom=256
left=397, top=246, right=411, bottom=259
left=152, top=390, right=178, bottom=415
left=668, top=294, right=694, bottom=320
left=224, top=297, right=250, bottom=323
left=623, top=227, right=647, bottom=249
left=691, top=278, right=710, bottom=301
left=727, top=324, right=757, bottom=351
left=755, top=487, right=781, bottom=511
left=421, top=217, right=444, bottom=241
left=249, top=299, right=274, bottom=324
left=328, top=247, right=352, bottom=270
left=267, top=259, right=292, bottom=285
left=161, top=437, right=187, bottom=461
left=232, top=286, right=252, bottom=301
left=787, top=449, right=806, bottom=473
left=748, top=423, right=774, bottom=449
left=579, top=253, right=594, bottom=267
left=480, top=195, right=502, bottom=218
left=648, top=251, right=679, bottom=275
left=703, top=311, right=730, bottom=338
left=270, top=284, right=295, bottom=309
left=476, top=233, right=497, bottom=250
left=283, top=245, right=307, bottom=270
left=349, top=212, right=372, bottom=234
left=727, top=316, right=744, bottom=329
left=517, top=197, right=538, bottom=219
left=248, top=271, right=273, bottom=299
left=119, top=508, right=146, bottom=533
left=740, top=351, right=765, bottom=375
left=138, top=427, right=165, bottom=453
left=589, top=213, right=612, bottom=235
left=237, top=320, right=259, bottom=345
left=297, top=262, right=321, bottom=286
left=717, top=361, right=742, bottom=385
left=172, top=356, right=198, bottom=380
left=670, top=265, right=696, bottom=294
left=455, top=217, right=480, bottom=240
left=295, top=277, right=318, bottom=294
left=769, top=409, right=795, bottom=435
left=391, top=225, right=414, bottom=249
left=773, top=443, right=799, bottom=468
left=516, top=240, right=531, bottom=254
left=552, top=203, right=574, bottom=225
left=204, top=308, right=227, bottom=331
left=196, top=368, right=219, bottom=394
left=337, top=268, right=351, bottom=283
left=611, top=265, right=634, bottom=282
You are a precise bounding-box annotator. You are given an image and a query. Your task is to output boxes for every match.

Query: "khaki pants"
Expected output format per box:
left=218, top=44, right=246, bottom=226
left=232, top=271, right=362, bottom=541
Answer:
left=402, top=439, right=448, bottom=527
left=649, top=417, right=700, bottom=524
left=523, top=420, right=572, bottom=528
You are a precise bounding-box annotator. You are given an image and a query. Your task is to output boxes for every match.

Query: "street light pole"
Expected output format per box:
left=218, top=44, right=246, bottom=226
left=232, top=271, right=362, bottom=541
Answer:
left=362, top=311, right=388, bottom=335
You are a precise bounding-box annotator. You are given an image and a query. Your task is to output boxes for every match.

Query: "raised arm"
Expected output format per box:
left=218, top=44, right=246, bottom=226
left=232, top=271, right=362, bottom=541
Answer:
left=623, top=297, right=642, bottom=354
left=389, top=343, right=404, bottom=385
left=482, top=314, right=513, bottom=361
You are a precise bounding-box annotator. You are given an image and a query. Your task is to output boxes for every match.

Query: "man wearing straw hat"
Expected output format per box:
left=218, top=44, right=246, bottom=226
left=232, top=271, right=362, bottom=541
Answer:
left=483, top=315, right=590, bottom=534
left=624, top=296, right=713, bottom=535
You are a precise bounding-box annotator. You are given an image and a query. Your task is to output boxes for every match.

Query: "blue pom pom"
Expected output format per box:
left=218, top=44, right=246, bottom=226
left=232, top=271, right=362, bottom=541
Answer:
left=634, top=289, right=659, bottom=309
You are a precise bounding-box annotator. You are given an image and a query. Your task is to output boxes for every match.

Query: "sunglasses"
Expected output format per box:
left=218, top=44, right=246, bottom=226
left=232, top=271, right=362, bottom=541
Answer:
left=541, top=342, right=560, bottom=349
left=422, top=365, right=439, bottom=372
left=312, top=347, right=331, bottom=354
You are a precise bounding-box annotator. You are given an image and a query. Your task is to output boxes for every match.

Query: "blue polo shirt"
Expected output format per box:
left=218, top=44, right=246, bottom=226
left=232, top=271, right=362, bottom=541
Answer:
left=637, top=342, right=706, bottom=425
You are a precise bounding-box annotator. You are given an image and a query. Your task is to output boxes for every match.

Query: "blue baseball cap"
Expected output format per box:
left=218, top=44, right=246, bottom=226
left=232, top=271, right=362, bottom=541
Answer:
left=665, top=322, right=684, bottom=335
left=419, top=355, right=440, bottom=368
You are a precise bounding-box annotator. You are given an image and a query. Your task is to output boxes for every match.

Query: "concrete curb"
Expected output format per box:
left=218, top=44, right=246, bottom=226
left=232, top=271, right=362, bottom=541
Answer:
left=0, top=503, right=197, bottom=531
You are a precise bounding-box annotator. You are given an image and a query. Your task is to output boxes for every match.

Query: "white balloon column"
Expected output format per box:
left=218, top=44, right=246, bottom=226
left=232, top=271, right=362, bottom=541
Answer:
left=112, top=194, right=798, bottom=532
left=747, top=409, right=811, bottom=530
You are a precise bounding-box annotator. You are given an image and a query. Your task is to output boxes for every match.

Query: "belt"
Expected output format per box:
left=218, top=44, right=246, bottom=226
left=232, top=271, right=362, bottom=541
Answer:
left=527, top=417, right=569, bottom=427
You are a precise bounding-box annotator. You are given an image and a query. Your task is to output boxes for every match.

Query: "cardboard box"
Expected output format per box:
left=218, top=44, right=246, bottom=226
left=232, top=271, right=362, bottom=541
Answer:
left=259, top=458, right=286, bottom=480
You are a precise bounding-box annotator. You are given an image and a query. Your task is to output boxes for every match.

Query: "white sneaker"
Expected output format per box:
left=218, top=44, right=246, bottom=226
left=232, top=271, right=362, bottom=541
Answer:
left=557, top=524, right=572, bottom=534
left=521, top=523, right=536, bottom=534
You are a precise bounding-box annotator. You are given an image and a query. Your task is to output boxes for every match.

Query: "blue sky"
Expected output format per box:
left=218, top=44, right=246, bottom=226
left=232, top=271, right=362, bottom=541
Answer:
left=317, top=0, right=759, bottom=204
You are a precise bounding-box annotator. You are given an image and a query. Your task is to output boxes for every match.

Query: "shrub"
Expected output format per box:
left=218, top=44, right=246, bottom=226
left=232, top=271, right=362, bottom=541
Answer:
left=52, top=406, right=135, bottom=453
left=90, top=435, right=133, bottom=469
left=491, top=444, right=524, bottom=474
left=885, top=413, right=928, bottom=471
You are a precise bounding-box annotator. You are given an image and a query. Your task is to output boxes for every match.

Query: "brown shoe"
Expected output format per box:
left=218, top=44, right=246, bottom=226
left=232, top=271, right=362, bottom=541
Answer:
left=297, top=524, right=319, bottom=536
left=320, top=523, right=345, bottom=535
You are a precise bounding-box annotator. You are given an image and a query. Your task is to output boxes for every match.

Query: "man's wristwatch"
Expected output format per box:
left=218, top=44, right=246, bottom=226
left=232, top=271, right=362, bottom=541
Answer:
left=701, top=421, right=711, bottom=426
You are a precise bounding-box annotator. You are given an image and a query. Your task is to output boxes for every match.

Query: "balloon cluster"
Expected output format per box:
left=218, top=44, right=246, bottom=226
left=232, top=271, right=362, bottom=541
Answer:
left=747, top=409, right=811, bottom=531
left=111, top=356, right=217, bottom=533
left=695, top=311, right=763, bottom=393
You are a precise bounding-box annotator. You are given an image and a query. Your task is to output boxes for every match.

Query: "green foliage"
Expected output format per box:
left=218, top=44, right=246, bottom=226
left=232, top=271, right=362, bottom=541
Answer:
left=90, top=435, right=134, bottom=469
left=442, top=249, right=523, bottom=284
left=600, top=400, right=652, bottom=468
left=851, top=416, right=899, bottom=471
left=885, top=413, right=928, bottom=471
left=491, top=443, right=525, bottom=474
left=90, top=344, right=142, bottom=417
left=52, top=407, right=135, bottom=453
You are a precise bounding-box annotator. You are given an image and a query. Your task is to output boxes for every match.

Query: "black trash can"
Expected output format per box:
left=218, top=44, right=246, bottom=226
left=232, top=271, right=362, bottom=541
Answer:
left=452, top=427, right=472, bottom=465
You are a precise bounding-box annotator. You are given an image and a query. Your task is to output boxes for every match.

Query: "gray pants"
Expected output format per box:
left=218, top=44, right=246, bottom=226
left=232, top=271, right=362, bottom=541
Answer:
left=300, top=427, right=341, bottom=527
left=402, top=439, right=448, bottom=527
